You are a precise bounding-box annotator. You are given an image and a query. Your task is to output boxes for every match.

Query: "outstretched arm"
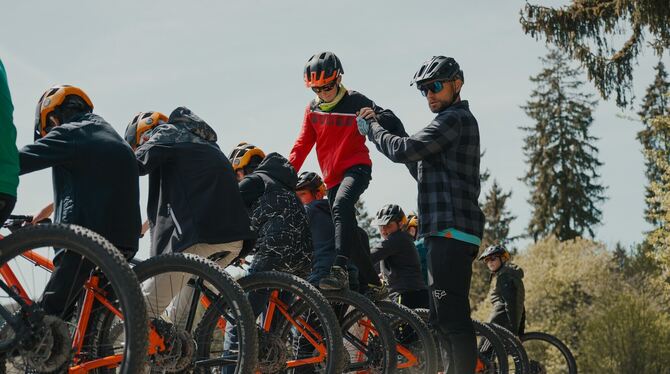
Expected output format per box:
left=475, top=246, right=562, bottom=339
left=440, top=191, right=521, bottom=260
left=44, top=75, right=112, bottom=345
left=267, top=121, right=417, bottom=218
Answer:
left=288, top=107, right=316, bottom=173
left=366, top=114, right=460, bottom=164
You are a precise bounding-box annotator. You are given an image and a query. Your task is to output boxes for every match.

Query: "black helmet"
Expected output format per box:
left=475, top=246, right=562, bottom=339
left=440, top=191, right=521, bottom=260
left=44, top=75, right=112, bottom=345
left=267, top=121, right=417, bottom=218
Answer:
left=478, top=244, right=510, bottom=262
left=373, top=204, right=408, bottom=227
left=304, top=51, right=344, bottom=87
left=410, top=56, right=464, bottom=86
left=296, top=171, right=326, bottom=192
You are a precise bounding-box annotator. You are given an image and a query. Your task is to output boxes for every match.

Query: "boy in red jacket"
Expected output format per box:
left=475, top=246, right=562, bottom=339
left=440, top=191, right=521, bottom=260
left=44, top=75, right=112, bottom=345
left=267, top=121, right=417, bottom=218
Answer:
left=289, top=51, right=402, bottom=298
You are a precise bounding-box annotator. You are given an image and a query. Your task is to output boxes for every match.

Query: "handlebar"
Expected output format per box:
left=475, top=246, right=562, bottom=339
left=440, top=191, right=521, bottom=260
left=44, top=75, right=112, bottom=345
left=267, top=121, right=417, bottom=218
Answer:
left=3, top=215, right=52, bottom=230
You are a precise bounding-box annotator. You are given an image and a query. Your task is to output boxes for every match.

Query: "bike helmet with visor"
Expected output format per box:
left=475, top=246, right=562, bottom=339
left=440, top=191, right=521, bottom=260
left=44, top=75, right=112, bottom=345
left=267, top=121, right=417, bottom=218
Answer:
left=35, top=85, right=93, bottom=141
left=229, top=142, right=266, bottom=173
left=125, top=111, right=168, bottom=149
left=373, top=204, right=408, bottom=228
left=304, top=51, right=344, bottom=88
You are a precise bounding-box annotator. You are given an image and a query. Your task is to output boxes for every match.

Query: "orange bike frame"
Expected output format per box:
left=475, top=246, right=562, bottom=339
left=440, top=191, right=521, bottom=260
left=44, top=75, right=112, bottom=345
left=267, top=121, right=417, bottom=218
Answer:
left=0, top=248, right=148, bottom=373
left=199, top=287, right=329, bottom=369
left=357, top=318, right=419, bottom=370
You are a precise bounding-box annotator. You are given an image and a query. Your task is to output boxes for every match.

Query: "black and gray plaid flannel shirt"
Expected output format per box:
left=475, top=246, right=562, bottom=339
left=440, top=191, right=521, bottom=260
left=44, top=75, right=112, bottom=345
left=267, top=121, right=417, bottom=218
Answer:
left=368, top=100, right=484, bottom=239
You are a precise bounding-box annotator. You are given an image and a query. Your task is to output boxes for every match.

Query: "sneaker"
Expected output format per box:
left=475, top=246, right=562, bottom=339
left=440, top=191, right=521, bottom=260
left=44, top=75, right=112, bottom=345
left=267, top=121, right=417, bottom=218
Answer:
left=319, top=266, right=349, bottom=290
left=363, top=282, right=389, bottom=301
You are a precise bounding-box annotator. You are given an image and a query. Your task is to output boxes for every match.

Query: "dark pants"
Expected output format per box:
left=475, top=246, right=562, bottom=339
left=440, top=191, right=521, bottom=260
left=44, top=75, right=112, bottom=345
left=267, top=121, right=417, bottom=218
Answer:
left=327, top=165, right=379, bottom=286
left=41, top=246, right=135, bottom=317
left=0, top=193, right=16, bottom=224
left=426, top=237, right=478, bottom=374
left=394, top=289, right=430, bottom=309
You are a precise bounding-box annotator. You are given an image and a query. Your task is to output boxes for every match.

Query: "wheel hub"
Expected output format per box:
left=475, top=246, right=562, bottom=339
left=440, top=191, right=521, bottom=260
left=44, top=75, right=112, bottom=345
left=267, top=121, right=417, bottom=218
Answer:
left=12, top=315, right=71, bottom=372
left=258, top=332, right=288, bottom=373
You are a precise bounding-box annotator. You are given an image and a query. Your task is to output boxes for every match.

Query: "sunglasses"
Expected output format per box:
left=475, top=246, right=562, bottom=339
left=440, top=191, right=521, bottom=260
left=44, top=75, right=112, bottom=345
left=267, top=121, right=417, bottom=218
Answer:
left=311, top=81, right=338, bottom=93
left=418, top=80, right=447, bottom=97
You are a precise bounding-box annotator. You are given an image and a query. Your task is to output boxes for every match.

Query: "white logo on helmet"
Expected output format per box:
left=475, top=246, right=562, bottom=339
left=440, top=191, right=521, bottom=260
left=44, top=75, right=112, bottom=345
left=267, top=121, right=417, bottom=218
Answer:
left=145, top=118, right=154, bottom=125
left=42, top=98, right=51, bottom=107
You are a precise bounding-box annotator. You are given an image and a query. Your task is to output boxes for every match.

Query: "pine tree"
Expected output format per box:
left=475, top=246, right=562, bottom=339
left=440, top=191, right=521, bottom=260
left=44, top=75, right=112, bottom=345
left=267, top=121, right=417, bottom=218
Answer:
left=645, top=114, right=670, bottom=286
left=355, top=199, right=381, bottom=246
left=520, top=0, right=670, bottom=108
left=481, top=180, right=517, bottom=248
left=521, top=49, right=607, bottom=242
left=638, top=61, right=670, bottom=227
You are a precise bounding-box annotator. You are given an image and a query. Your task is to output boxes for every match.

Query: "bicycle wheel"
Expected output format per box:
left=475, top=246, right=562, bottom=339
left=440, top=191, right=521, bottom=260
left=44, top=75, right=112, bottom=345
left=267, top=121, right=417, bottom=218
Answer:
left=122, top=253, right=257, bottom=374
left=0, top=223, right=147, bottom=374
left=375, top=300, right=438, bottom=374
left=414, top=309, right=509, bottom=374
left=321, top=290, right=397, bottom=374
left=198, top=270, right=346, bottom=374
left=520, top=332, right=577, bottom=374
left=487, top=323, right=530, bottom=374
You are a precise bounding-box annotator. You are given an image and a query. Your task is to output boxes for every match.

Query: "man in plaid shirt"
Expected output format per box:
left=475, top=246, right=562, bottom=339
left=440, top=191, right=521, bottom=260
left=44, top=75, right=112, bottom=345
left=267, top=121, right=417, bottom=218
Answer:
left=358, top=56, right=484, bottom=374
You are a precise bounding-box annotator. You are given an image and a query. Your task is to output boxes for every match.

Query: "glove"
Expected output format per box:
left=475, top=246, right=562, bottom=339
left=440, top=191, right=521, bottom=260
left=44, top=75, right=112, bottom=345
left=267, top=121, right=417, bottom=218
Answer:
left=356, top=116, right=371, bottom=136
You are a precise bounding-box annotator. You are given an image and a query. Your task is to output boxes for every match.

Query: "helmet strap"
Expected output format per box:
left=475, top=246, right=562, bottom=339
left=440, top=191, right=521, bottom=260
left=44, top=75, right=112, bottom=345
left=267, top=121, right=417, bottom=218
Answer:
left=450, top=81, right=461, bottom=106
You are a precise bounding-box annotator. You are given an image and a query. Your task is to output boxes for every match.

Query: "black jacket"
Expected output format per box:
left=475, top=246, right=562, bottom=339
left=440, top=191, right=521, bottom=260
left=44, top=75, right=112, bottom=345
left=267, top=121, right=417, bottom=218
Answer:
left=371, top=231, right=426, bottom=293
left=19, top=113, right=141, bottom=253
left=239, top=153, right=312, bottom=276
left=135, top=107, right=255, bottom=256
left=488, top=262, right=526, bottom=335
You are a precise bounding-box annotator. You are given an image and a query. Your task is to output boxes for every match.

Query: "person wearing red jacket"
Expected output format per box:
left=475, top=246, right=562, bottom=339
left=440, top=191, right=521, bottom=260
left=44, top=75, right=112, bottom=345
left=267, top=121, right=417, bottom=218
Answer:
left=289, top=51, right=403, bottom=298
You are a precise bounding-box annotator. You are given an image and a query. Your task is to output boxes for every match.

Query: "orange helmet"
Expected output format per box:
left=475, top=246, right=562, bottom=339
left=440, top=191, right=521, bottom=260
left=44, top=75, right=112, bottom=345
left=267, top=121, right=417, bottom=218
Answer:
left=304, top=52, right=343, bottom=88
left=124, top=111, right=169, bottom=149
left=407, top=213, right=418, bottom=229
left=34, top=85, right=93, bottom=140
left=229, top=142, right=266, bottom=172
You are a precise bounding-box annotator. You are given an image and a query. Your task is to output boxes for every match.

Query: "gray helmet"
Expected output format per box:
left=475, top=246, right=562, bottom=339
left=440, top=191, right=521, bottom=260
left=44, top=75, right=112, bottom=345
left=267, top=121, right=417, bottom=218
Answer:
left=478, top=244, right=510, bottom=262
left=410, top=56, right=464, bottom=86
left=373, top=204, right=407, bottom=226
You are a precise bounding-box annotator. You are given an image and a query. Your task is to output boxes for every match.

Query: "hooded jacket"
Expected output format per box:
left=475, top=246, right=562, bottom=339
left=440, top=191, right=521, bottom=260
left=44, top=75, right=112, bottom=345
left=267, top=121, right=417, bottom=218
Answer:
left=371, top=231, right=427, bottom=293
left=238, top=153, right=312, bottom=276
left=19, top=113, right=141, bottom=253
left=488, top=262, right=526, bottom=334
left=135, top=107, right=255, bottom=256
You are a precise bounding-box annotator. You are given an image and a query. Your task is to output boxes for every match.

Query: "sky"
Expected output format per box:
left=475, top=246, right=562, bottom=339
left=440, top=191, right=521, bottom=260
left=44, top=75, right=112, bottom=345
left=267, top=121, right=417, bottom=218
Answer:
left=1, top=1, right=667, bottom=258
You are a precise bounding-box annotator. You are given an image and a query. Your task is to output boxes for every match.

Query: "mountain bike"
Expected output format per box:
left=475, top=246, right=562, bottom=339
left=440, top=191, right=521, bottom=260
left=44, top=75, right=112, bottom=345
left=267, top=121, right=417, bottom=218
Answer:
left=374, top=300, right=438, bottom=373
left=520, top=332, right=576, bottom=374
left=414, top=309, right=509, bottom=373
left=92, top=252, right=259, bottom=373
left=0, top=215, right=147, bottom=373
left=199, top=270, right=347, bottom=373
left=486, top=323, right=530, bottom=374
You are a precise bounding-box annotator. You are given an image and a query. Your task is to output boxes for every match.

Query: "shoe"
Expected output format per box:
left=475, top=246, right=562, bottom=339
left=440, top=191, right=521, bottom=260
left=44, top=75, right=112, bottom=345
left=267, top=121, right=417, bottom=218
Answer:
left=319, top=266, right=349, bottom=290
left=363, top=282, right=389, bottom=301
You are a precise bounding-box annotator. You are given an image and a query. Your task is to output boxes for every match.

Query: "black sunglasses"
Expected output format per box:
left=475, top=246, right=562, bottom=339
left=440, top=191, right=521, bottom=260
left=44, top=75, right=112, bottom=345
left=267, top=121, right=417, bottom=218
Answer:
left=418, top=81, right=447, bottom=97
left=312, top=81, right=338, bottom=93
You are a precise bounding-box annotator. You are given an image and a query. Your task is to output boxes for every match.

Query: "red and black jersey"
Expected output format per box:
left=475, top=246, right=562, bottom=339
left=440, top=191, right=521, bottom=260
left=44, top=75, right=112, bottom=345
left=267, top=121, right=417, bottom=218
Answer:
left=289, top=90, right=403, bottom=188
